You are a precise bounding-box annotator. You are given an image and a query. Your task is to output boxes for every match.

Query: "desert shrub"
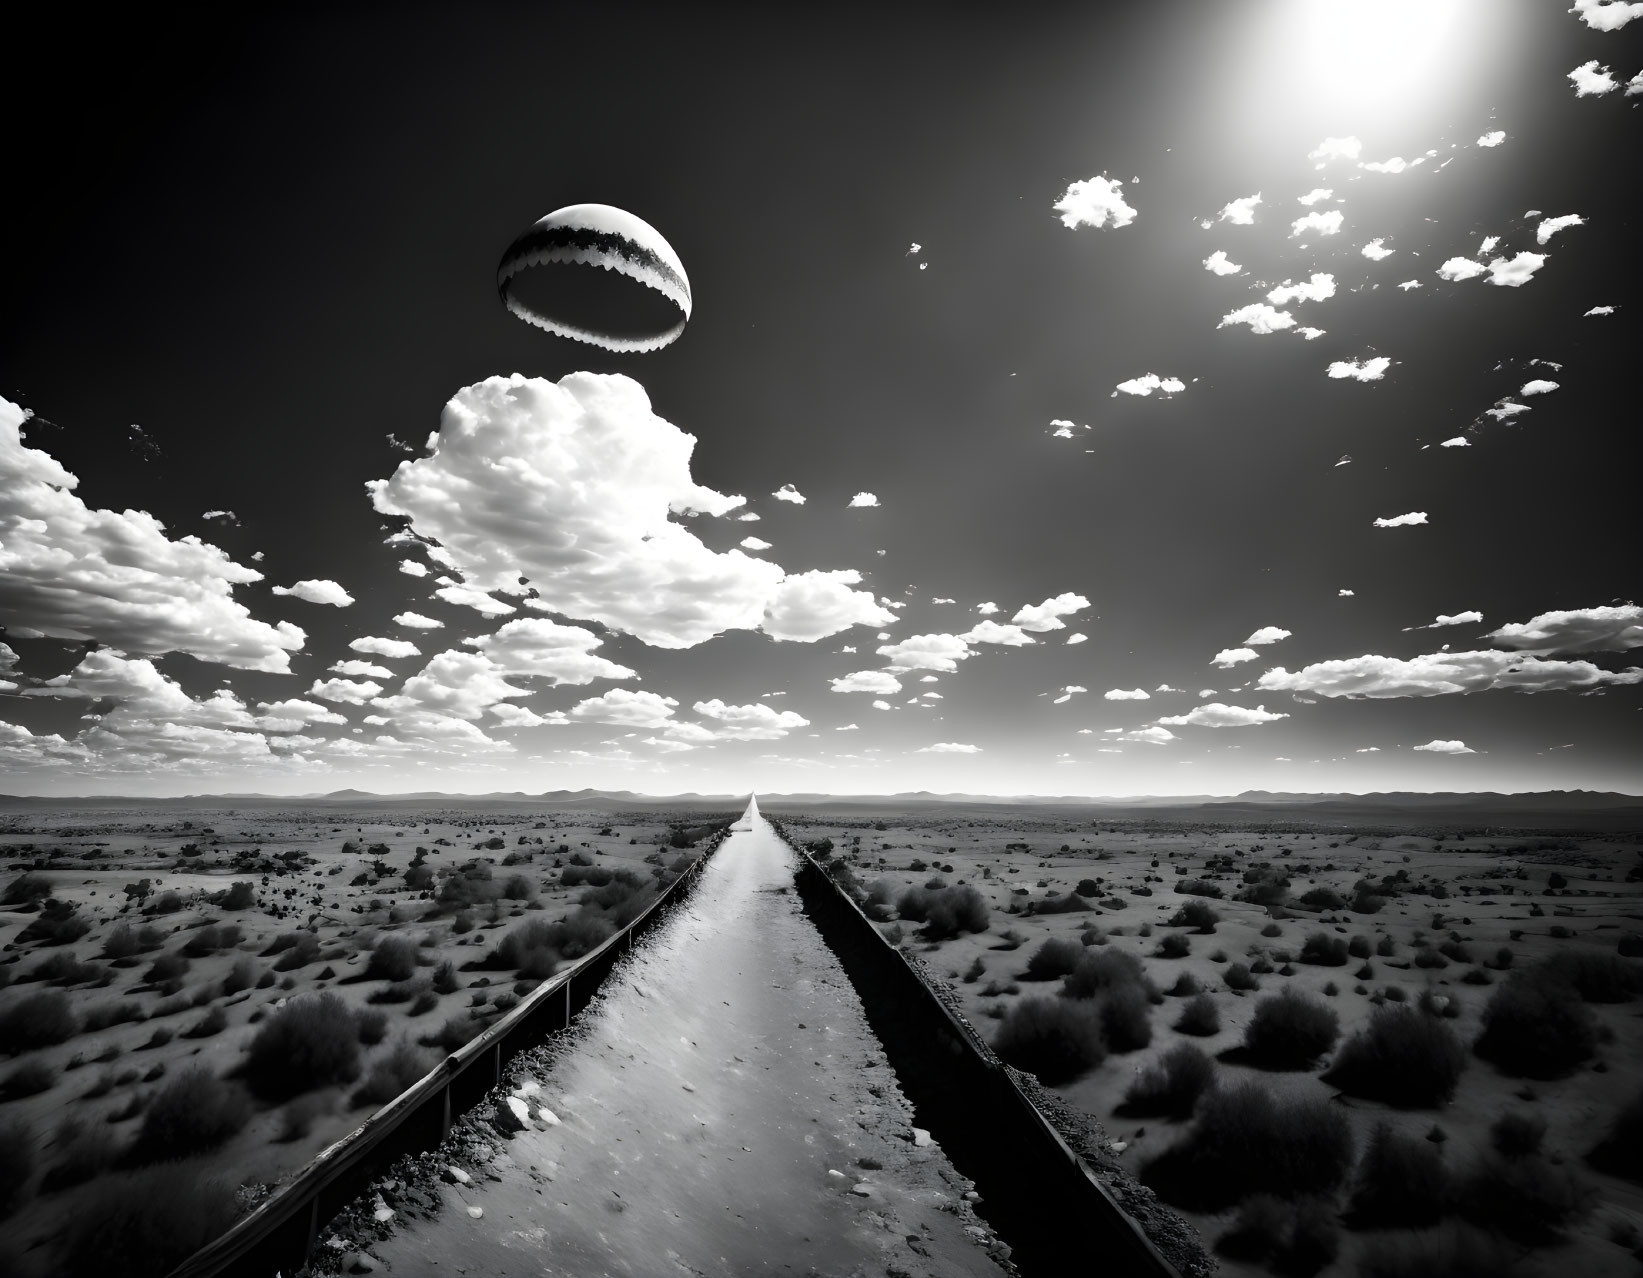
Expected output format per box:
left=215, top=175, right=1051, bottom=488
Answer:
left=1024, top=937, right=1084, bottom=980
left=1474, top=974, right=1598, bottom=1078
left=1120, top=1043, right=1214, bottom=1119
left=1031, top=893, right=1091, bottom=915
left=1140, top=1082, right=1354, bottom=1211
left=1166, top=971, right=1200, bottom=997
left=365, top=935, right=420, bottom=982
left=124, top=1067, right=250, bottom=1166
left=143, top=1026, right=174, bottom=1050
left=1214, top=1193, right=1288, bottom=1263
left=147, top=891, right=183, bottom=916
left=242, top=992, right=362, bottom=1100
left=56, top=1160, right=243, bottom=1278
left=1175, top=879, right=1222, bottom=899
left=500, top=874, right=536, bottom=901
left=1, top=1059, right=57, bottom=1100
left=1376, top=934, right=1397, bottom=957
left=1174, top=993, right=1220, bottom=1036
left=408, top=989, right=438, bottom=1015
left=1619, top=933, right=1643, bottom=959
left=39, top=1117, right=118, bottom=1195
left=1586, top=1088, right=1643, bottom=1181
left=1456, top=1151, right=1594, bottom=1244
left=25, top=951, right=107, bottom=986
left=1167, top=899, right=1220, bottom=933
left=1438, top=939, right=1471, bottom=964
left=265, top=932, right=320, bottom=971
left=1346, top=1122, right=1451, bottom=1227
left=992, top=997, right=1106, bottom=1083
left=352, top=1039, right=429, bottom=1108
left=220, top=958, right=259, bottom=996
left=1357, top=1224, right=1525, bottom=1278
left=417, top=1014, right=486, bottom=1053
left=1298, top=933, right=1349, bottom=966
left=897, top=885, right=989, bottom=939
left=1155, top=934, right=1191, bottom=959
left=1241, top=989, right=1339, bottom=1069
left=1347, top=934, right=1372, bottom=959
left=2, top=873, right=52, bottom=907
left=181, top=925, right=242, bottom=958
left=214, top=881, right=256, bottom=911
left=82, top=1001, right=145, bottom=1033
left=1413, top=947, right=1448, bottom=970
left=1074, top=879, right=1100, bottom=897
left=431, top=960, right=458, bottom=994
left=1062, top=948, right=1149, bottom=1000
left=558, top=864, right=611, bottom=888
left=276, top=1094, right=327, bottom=1143
left=1297, top=887, right=1346, bottom=911
left=19, top=899, right=92, bottom=946
left=1217, top=1195, right=1339, bottom=1275
left=1490, top=1111, right=1546, bottom=1159
left=355, top=1008, right=389, bottom=1046
left=439, top=862, right=501, bottom=909
left=1537, top=949, right=1642, bottom=1003
left=143, top=953, right=190, bottom=985
left=182, top=1006, right=228, bottom=1039
left=368, top=978, right=431, bottom=1005
left=1260, top=922, right=1283, bottom=938
left=1100, top=985, right=1153, bottom=1053
left=0, top=990, right=78, bottom=1053
left=101, top=923, right=144, bottom=960
left=1224, top=962, right=1259, bottom=992
left=1323, top=1006, right=1467, bottom=1107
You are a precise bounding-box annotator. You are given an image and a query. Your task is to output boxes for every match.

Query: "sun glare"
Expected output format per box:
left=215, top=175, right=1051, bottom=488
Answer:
left=1296, top=0, right=1470, bottom=103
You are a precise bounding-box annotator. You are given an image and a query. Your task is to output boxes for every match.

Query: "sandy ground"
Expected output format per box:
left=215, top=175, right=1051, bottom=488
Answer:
left=773, top=811, right=1643, bottom=1278
left=0, top=805, right=714, bottom=1274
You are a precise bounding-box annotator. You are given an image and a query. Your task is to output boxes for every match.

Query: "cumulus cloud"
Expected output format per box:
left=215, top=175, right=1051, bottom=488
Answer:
left=1437, top=257, right=1486, bottom=282
left=1053, top=175, right=1138, bottom=230
left=1398, top=280, right=1423, bottom=291
left=975, top=601, right=999, bottom=615
left=1571, top=0, right=1643, bottom=29
left=1219, top=304, right=1295, bottom=335
left=877, top=633, right=973, bottom=672
left=739, top=536, right=772, bottom=551
left=330, top=659, right=393, bottom=679
left=256, top=698, right=348, bottom=730
left=271, top=579, right=354, bottom=608
left=1212, top=647, right=1259, bottom=668
left=1258, top=650, right=1642, bottom=697
left=960, top=620, right=1035, bottom=646
left=1329, top=357, right=1392, bottom=381
left=1065, top=632, right=1088, bottom=645
left=1291, top=210, right=1344, bottom=237
left=1268, top=273, right=1336, bottom=305
left=1585, top=305, right=1617, bottom=316
left=1630, top=70, right=1643, bottom=94
left=1361, top=157, right=1408, bottom=174
left=399, top=560, right=429, bottom=578
left=830, top=670, right=903, bottom=695
left=1115, top=373, right=1186, bottom=397
left=1414, top=739, right=1474, bottom=754
left=1122, top=726, right=1176, bottom=745
left=1477, top=130, right=1507, bottom=147
left=1308, top=137, right=1361, bottom=163
left=871, top=699, right=894, bottom=711
left=1440, top=437, right=1470, bottom=448
left=1486, top=252, right=1547, bottom=287
left=1568, top=60, right=1619, bottom=95
left=773, top=484, right=806, bottom=504
left=433, top=584, right=516, bottom=617
left=0, top=397, right=305, bottom=672
left=310, top=677, right=384, bottom=705
left=462, top=617, right=636, bottom=685
left=1487, top=603, right=1643, bottom=654
left=395, top=612, right=444, bottom=629
left=691, top=699, right=808, bottom=740
left=1410, top=611, right=1484, bottom=630
left=369, top=650, right=536, bottom=729
left=762, top=569, right=896, bottom=642
left=1202, top=251, right=1242, bottom=275
left=1361, top=239, right=1395, bottom=261
left=1052, top=685, right=1086, bottom=704
left=369, top=374, right=884, bottom=651
left=1483, top=401, right=1530, bottom=422
left=568, top=688, right=678, bottom=728
left=1373, top=511, right=1427, bottom=528
left=1536, top=214, right=1585, bottom=245
left=1156, top=703, right=1289, bottom=727
left=916, top=742, right=981, bottom=754
left=351, top=636, right=421, bottom=659
left=1338, top=589, right=1355, bottom=598
left=1104, top=688, right=1150, bottom=701
left=1050, top=420, right=1078, bottom=438
left=1297, top=188, right=1333, bottom=206
left=1013, top=593, right=1090, bottom=632
left=1217, top=193, right=1262, bottom=224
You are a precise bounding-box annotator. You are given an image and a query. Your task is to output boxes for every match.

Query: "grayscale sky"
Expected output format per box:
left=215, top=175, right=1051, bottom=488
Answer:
left=2, top=0, right=1640, bottom=797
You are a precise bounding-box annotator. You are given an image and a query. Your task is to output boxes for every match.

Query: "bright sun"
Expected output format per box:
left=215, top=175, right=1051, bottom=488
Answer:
left=1295, top=0, right=1470, bottom=103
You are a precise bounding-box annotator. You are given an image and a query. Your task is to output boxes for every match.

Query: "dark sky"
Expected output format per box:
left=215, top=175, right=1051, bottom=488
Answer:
left=2, top=0, right=1640, bottom=796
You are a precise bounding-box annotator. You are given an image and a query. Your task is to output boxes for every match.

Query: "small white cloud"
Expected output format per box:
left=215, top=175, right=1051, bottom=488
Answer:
left=1267, top=273, right=1336, bottom=305
left=917, top=741, right=981, bottom=753
left=1437, top=257, right=1486, bottom=282
left=1155, top=684, right=1183, bottom=693
left=735, top=512, right=760, bottom=522
left=1050, top=419, right=1078, bottom=438
left=1629, top=70, right=1643, bottom=95
left=1297, top=188, right=1333, bottom=206
left=1212, top=647, right=1260, bottom=668
left=330, top=659, right=393, bottom=679
left=1440, top=436, right=1471, bottom=448
left=1484, top=401, right=1530, bottom=421
left=1065, top=632, right=1088, bottom=645
left=931, top=597, right=955, bottom=606
left=773, top=484, right=806, bottom=504
left=1245, top=626, right=1291, bottom=645
left=1328, top=357, right=1392, bottom=381
left=1220, top=304, right=1295, bottom=335
left=1115, top=373, right=1186, bottom=397
left=1338, top=589, right=1355, bottom=597
left=1477, top=130, right=1507, bottom=148
left=1122, top=726, right=1176, bottom=745
left=394, top=611, right=444, bottom=629
left=1585, top=305, right=1617, bottom=316
left=1217, top=193, right=1262, bottom=225
left=961, top=620, right=1035, bottom=646
left=1571, top=0, right=1643, bottom=31
left=1414, top=738, right=1475, bottom=754
left=830, top=670, right=902, bottom=695
left=1520, top=379, right=1560, bottom=396
left=310, top=677, right=384, bottom=705
left=1202, top=250, right=1242, bottom=276
left=272, top=579, right=354, bottom=607
left=975, top=601, right=999, bottom=616
left=848, top=492, right=880, bottom=508
left=1361, top=239, right=1395, bottom=261
left=1373, top=511, right=1428, bottom=528
left=1013, top=593, right=1090, bottom=632
left=1397, top=280, right=1423, bottom=291
left=1053, top=175, right=1138, bottom=230
left=1291, top=210, right=1344, bottom=237
left=1422, top=611, right=1484, bottom=629
left=1361, top=157, right=1408, bottom=174
left=1487, top=603, right=1643, bottom=654
left=836, top=723, right=859, bottom=731
left=1536, top=214, right=1585, bottom=245
left=871, top=699, right=893, bottom=711
left=1156, top=702, right=1288, bottom=727
left=399, top=560, right=429, bottom=578
left=739, top=536, right=772, bottom=551
left=1479, top=236, right=1501, bottom=254
left=1486, top=252, right=1547, bottom=287
left=1308, top=137, right=1361, bottom=163
left=1568, top=60, right=1619, bottom=96
left=1104, top=688, right=1151, bottom=701
left=1356, top=746, right=1381, bottom=753
left=351, top=636, right=420, bottom=659
left=1297, top=328, right=1326, bottom=340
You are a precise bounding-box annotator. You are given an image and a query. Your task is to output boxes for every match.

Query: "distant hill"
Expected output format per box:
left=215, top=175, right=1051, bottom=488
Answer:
left=0, top=787, right=1637, bottom=829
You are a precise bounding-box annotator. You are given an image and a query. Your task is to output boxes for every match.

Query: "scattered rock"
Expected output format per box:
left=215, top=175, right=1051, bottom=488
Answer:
left=911, top=1127, right=933, bottom=1147
left=467, top=1205, right=484, bottom=1219
left=851, top=1182, right=873, bottom=1196
left=442, top=1166, right=472, bottom=1186
left=341, top=1252, right=375, bottom=1274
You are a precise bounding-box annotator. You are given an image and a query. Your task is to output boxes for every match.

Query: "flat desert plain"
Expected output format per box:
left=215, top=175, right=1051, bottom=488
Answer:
left=774, top=810, right=1643, bottom=1278
left=0, top=804, right=724, bottom=1278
